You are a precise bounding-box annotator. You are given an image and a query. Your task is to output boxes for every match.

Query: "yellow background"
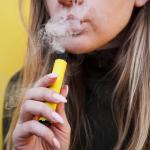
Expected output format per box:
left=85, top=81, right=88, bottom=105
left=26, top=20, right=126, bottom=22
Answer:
left=0, top=0, right=30, bottom=149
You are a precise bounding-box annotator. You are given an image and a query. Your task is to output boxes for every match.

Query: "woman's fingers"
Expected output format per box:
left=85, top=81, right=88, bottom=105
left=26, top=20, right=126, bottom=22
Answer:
left=33, top=73, right=58, bottom=88
left=13, top=120, right=60, bottom=149
left=21, top=85, right=69, bottom=124
left=18, top=100, right=64, bottom=124
left=24, top=87, right=67, bottom=104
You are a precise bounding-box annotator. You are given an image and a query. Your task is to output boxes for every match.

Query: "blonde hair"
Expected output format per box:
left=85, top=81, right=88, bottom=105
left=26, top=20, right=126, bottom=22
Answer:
left=113, top=3, right=150, bottom=149
left=5, top=0, right=150, bottom=149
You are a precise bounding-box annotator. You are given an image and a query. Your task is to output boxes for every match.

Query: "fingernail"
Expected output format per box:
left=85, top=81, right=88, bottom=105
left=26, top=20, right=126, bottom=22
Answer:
left=52, top=138, right=60, bottom=149
left=51, top=112, right=64, bottom=124
left=47, top=73, right=58, bottom=78
left=53, top=93, right=67, bottom=103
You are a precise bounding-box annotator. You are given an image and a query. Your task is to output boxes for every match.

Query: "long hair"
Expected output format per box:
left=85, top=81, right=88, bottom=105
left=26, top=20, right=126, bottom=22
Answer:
left=6, top=0, right=150, bottom=149
left=113, top=2, right=150, bottom=149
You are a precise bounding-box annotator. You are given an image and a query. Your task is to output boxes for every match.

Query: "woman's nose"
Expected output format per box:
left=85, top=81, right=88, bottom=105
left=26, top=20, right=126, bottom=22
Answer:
left=58, top=0, right=72, bottom=6
left=58, top=0, right=84, bottom=7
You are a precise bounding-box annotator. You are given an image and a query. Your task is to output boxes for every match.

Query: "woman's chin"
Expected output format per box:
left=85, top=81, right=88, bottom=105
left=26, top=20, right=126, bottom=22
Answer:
left=61, top=36, right=95, bottom=54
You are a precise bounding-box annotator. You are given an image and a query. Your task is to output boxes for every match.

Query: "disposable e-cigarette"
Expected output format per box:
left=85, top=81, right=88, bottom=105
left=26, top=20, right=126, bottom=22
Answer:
left=39, top=52, right=68, bottom=124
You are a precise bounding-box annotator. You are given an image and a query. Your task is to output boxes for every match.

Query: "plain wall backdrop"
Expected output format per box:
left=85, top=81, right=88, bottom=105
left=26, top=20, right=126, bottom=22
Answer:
left=0, top=0, right=30, bottom=149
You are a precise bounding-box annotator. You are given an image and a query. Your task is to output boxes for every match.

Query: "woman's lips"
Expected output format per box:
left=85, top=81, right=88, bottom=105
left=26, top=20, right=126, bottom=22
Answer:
left=65, top=14, right=91, bottom=36
left=66, top=22, right=85, bottom=36
left=66, top=13, right=91, bottom=23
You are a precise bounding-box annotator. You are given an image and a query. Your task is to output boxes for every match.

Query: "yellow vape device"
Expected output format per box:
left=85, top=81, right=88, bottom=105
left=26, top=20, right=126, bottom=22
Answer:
left=39, top=53, right=67, bottom=124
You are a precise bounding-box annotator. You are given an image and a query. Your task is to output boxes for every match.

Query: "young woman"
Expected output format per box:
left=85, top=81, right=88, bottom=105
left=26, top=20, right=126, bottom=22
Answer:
left=3, top=0, right=150, bottom=149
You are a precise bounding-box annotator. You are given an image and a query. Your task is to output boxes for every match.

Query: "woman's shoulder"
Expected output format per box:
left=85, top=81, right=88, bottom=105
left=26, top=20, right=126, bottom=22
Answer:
left=3, top=69, right=23, bottom=139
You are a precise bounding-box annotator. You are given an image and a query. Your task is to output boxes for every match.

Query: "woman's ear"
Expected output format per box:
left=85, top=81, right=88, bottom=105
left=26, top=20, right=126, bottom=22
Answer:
left=135, top=0, right=149, bottom=7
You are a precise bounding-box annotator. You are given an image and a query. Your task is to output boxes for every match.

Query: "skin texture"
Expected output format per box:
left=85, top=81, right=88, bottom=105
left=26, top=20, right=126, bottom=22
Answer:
left=12, top=0, right=148, bottom=150
left=46, top=0, right=148, bottom=54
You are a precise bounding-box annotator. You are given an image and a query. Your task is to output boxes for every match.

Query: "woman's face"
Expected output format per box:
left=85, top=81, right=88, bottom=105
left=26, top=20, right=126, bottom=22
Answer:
left=45, top=0, right=145, bottom=54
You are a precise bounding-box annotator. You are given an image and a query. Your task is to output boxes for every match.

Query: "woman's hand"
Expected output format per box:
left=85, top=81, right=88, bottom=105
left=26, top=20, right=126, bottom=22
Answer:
left=12, top=73, right=71, bottom=150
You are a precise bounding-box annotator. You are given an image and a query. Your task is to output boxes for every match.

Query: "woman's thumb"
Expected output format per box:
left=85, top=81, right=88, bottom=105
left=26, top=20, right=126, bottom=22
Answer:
left=56, top=85, right=69, bottom=126
left=60, top=84, right=69, bottom=98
